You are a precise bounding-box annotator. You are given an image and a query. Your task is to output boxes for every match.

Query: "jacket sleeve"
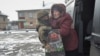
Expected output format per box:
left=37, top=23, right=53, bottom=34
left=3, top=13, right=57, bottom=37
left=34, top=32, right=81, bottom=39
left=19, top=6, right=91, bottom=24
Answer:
left=59, top=16, right=73, bottom=37
left=36, top=25, right=40, bottom=31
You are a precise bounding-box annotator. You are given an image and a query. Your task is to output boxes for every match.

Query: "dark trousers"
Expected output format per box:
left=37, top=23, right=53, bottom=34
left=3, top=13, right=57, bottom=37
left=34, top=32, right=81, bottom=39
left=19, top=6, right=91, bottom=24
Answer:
left=65, top=49, right=78, bottom=56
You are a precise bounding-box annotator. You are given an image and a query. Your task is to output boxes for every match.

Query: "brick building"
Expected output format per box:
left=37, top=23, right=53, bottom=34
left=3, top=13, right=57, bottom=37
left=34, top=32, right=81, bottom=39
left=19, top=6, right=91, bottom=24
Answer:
left=0, top=11, right=9, bottom=30
left=17, top=9, right=50, bottom=29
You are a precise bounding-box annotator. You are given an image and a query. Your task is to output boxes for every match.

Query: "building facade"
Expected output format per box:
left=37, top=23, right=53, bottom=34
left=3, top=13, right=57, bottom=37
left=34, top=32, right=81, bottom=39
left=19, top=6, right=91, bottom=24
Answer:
left=6, top=21, right=19, bottom=30
left=0, top=11, right=9, bottom=30
left=17, top=9, right=50, bottom=29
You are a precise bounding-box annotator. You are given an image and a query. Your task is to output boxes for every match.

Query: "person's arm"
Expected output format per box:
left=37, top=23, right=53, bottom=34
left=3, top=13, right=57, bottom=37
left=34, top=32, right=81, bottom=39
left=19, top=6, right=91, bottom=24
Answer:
left=36, top=21, right=41, bottom=31
left=59, top=17, right=73, bottom=37
left=36, top=25, right=41, bottom=31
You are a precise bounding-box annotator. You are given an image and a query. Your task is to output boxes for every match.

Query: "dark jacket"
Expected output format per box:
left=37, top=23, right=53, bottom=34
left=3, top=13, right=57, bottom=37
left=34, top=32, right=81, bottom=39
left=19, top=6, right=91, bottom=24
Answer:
left=50, top=4, right=78, bottom=51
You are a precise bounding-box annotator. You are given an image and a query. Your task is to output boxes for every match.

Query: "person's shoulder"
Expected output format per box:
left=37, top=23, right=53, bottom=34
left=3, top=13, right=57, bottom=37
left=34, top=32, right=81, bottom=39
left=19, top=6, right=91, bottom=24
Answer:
left=63, top=13, right=73, bottom=22
left=65, top=13, right=71, bottom=17
left=64, top=13, right=72, bottom=19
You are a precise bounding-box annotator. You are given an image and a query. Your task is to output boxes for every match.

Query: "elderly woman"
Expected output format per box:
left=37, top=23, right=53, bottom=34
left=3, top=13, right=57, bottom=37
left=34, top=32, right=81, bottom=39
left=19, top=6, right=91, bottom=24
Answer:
left=50, top=4, right=78, bottom=56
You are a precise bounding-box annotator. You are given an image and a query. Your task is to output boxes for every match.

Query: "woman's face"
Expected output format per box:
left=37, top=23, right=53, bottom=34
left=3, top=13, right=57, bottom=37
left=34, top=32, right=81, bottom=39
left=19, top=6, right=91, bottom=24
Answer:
left=53, top=10, right=61, bottom=19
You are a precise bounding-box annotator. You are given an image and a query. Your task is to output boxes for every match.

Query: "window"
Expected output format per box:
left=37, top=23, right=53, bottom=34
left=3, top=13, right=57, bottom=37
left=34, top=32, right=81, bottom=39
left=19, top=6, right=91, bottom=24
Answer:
left=3, top=17, right=6, bottom=21
left=19, top=12, right=25, bottom=17
left=28, top=12, right=33, bottom=18
left=19, top=12, right=25, bottom=19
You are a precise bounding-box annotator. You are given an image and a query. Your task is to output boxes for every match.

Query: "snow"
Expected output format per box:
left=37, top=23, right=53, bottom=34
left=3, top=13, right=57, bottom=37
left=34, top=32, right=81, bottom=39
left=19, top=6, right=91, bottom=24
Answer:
left=0, top=30, right=45, bottom=56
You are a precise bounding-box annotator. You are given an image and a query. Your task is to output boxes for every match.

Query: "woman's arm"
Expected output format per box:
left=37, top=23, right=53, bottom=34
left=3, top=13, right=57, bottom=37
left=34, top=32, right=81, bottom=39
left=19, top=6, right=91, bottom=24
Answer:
left=59, top=17, right=73, bottom=37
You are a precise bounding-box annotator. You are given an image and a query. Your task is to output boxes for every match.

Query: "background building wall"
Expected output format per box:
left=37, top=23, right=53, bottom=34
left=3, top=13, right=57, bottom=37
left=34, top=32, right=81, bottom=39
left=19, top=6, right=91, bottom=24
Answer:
left=17, top=9, right=50, bottom=29
left=0, top=14, right=9, bottom=30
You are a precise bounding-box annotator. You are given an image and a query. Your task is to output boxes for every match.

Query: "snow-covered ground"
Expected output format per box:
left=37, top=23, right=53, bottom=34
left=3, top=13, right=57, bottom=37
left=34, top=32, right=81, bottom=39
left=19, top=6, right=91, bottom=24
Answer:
left=0, top=29, right=36, bottom=34
left=0, top=30, right=45, bottom=56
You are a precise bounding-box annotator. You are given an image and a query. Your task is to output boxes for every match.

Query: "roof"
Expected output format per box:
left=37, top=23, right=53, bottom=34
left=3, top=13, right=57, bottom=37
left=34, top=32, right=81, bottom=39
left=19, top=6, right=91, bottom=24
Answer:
left=16, top=8, right=50, bottom=12
left=0, top=14, right=7, bottom=17
left=0, top=11, right=7, bottom=17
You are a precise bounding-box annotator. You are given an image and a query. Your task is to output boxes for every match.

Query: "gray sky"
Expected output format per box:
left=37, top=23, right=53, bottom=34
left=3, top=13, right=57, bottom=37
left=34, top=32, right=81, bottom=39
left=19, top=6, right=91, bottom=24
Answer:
left=0, top=0, right=65, bottom=21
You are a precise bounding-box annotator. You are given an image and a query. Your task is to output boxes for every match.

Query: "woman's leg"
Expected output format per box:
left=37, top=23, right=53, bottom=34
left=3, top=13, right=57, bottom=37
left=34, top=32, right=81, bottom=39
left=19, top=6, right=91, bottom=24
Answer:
left=65, top=49, right=78, bottom=56
left=45, top=52, right=51, bottom=56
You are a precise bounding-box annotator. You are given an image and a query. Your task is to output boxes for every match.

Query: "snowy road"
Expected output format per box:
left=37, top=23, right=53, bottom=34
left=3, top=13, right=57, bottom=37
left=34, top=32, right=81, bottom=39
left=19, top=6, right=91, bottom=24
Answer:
left=0, top=30, right=45, bottom=56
